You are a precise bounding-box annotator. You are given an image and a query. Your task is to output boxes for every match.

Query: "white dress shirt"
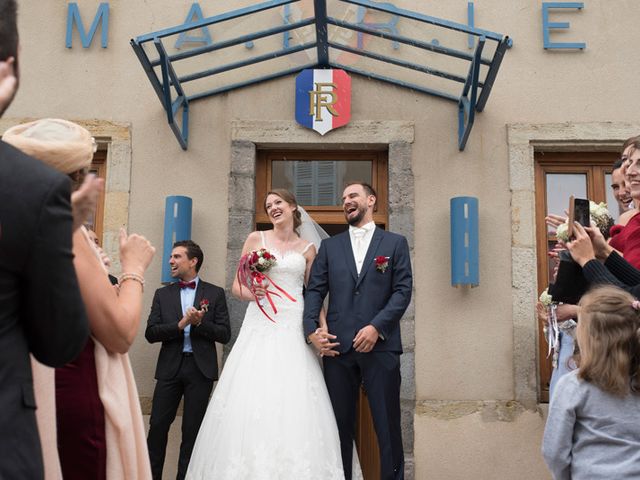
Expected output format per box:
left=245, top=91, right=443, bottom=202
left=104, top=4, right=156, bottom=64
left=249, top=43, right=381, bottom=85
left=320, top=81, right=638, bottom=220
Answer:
left=349, top=221, right=375, bottom=275
left=180, top=276, right=200, bottom=352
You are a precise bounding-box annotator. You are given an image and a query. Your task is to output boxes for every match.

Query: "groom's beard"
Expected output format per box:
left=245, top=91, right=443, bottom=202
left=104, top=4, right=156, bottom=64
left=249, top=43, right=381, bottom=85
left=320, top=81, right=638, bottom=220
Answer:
left=345, top=206, right=365, bottom=226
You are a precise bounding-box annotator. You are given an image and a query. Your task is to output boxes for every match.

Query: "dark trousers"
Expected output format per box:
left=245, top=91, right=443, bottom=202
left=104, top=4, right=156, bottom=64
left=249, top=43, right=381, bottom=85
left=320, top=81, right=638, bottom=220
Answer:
left=147, top=354, right=214, bottom=480
left=324, top=351, right=404, bottom=480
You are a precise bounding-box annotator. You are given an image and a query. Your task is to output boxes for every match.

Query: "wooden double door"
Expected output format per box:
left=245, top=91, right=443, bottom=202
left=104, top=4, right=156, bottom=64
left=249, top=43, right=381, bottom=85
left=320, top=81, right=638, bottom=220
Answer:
left=256, top=149, right=388, bottom=479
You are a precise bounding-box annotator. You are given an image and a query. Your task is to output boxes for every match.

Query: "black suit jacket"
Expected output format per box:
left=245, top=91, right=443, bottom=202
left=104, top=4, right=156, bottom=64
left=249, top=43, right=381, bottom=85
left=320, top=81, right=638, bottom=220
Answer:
left=0, top=140, right=89, bottom=479
left=303, top=227, right=412, bottom=354
left=145, top=280, right=230, bottom=380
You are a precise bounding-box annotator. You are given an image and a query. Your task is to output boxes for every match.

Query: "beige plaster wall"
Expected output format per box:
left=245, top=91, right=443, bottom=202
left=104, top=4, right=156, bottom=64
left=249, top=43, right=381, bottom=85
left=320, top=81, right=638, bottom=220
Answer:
left=7, top=1, right=640, bottom=478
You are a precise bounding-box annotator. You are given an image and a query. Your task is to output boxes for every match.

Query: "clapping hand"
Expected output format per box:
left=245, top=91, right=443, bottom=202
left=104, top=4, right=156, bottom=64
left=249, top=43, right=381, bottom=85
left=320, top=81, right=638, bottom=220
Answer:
left=185, top=306, right=205, bottom=327
left=119, top=227, right=155, bottom=275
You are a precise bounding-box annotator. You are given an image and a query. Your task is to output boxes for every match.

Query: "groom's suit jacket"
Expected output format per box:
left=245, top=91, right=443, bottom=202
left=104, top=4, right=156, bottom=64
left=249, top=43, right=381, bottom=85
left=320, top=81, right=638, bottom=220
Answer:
left=0, top=140, right=89, bottom=479
left=303, top=227, right=412, bottom=353
left=145, top=280, right=230, bottom=380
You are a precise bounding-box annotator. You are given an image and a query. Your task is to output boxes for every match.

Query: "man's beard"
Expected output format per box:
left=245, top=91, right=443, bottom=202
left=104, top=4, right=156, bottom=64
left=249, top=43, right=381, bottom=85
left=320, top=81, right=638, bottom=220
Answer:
left=345, top=206, right=365, bottom=226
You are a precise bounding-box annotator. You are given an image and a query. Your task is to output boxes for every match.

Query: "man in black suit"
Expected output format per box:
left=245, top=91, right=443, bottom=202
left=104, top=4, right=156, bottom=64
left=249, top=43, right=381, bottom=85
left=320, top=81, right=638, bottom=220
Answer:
left=146, top=240, right=231, bottom=480
left=0, top=1, right=89, bottom=478
left=303, top=182, right=412, bottom=480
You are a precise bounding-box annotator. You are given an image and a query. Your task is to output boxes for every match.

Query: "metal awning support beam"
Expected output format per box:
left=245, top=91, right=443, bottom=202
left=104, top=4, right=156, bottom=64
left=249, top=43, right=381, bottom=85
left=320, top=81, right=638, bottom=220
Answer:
left=135, top=0, right=297, bottom=43
left=458, top=36, right=485, bottom=151
left=327, top=17, right=493, bottom=66
left=341, top=0, right=504, bottom=41
left=332, top=62, right=460, bottom=103
left=149, top=18, right=316, bottom=67
left=155, top=39, right=189, bottom=149
left=314, top=0, right=330, bottom=67
left=328, top=41, right=482, bottom=86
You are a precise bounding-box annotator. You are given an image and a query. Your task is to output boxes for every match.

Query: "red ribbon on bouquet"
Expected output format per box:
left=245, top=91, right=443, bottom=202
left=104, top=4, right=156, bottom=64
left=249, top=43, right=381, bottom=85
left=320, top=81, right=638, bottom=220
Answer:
left=236, top=249, right=296, bottom=323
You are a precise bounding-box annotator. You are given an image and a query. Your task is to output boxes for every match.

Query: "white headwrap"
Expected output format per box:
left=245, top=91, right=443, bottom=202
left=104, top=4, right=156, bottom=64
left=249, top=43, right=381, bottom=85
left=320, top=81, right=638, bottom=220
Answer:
left=2, top=118, right=96, bottom=173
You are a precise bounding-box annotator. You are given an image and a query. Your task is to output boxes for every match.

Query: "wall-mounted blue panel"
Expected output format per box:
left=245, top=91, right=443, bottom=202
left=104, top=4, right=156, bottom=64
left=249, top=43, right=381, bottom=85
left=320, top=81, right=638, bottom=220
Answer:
left=451, top=196, right=479, bottom=287
left=162, top=196, right=193, bottom=283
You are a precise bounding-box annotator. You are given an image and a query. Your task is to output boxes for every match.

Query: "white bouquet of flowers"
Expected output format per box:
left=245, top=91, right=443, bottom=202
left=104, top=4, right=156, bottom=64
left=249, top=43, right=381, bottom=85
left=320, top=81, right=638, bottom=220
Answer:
left=539, top=288, right=553, bottom=307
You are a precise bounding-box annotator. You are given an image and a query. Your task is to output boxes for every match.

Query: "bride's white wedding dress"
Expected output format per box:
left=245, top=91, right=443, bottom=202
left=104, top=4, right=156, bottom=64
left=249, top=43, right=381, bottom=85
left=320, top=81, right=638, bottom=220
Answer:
left=186, top=235, right=359, bottom=479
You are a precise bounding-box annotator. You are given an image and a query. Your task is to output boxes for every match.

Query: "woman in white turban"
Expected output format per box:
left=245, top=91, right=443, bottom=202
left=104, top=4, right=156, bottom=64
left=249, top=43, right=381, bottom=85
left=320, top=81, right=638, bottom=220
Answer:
left=3, top=119, right=155, bottom=480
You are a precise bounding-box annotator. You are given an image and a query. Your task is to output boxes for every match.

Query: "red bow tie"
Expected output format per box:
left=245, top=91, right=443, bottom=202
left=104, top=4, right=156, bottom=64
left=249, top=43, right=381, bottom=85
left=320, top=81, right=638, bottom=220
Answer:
left=179, top=281, right=196, bottom=289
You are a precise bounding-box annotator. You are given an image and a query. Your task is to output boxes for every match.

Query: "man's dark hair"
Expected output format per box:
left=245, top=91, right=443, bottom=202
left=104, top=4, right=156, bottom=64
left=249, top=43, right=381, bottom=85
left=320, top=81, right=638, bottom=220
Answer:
left=345, top=181, right=377, bottom=201
left=613, top=158, right=625, bottom=170
left=0, top=0, right=19, bottom=63
left=173, top=240, right=204, bottom=273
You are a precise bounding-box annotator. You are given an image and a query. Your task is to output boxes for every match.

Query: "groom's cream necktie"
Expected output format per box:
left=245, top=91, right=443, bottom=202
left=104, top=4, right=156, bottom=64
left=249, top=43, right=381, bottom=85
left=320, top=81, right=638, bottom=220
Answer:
left=352, top=227, right=367, bottom=275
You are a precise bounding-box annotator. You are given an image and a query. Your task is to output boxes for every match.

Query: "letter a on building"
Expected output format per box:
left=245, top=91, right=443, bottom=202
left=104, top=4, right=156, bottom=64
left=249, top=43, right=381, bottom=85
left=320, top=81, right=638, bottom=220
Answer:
left=295, top=69, right=351, bottom=135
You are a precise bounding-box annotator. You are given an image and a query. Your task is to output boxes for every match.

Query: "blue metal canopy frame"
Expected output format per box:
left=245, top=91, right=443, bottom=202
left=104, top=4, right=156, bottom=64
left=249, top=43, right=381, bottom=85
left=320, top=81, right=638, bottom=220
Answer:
left=131, top=0, right=511, bottom=151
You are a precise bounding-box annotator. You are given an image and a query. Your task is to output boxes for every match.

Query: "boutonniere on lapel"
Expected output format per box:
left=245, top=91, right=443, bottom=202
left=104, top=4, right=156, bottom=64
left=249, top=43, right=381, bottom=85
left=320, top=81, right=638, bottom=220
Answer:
left=199, top=299, right=210, bottom=312
left=375, top=256, right=390, bottom=273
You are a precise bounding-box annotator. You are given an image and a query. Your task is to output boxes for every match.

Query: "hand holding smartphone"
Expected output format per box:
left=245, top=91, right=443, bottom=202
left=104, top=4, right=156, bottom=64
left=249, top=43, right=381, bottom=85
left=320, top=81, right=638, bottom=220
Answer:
left=567, top=195, right=590, bottom=238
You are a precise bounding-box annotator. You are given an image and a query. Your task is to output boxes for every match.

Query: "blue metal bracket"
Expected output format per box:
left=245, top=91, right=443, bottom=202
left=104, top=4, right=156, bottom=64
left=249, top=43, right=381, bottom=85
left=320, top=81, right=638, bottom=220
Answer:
left=131, top=0, right=510, bottom=151
left=458, top=36, right=484, bottom=151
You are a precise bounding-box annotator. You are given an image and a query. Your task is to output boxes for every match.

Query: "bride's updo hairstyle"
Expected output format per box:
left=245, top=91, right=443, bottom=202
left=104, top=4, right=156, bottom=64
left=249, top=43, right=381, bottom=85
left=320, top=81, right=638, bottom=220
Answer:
left=264, top=189, right=302, bottom=234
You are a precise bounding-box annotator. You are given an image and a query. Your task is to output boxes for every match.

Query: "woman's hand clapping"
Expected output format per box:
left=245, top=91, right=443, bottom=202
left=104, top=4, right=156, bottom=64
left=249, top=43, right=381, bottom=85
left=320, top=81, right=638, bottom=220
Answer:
left=118, top=228, right=155, bottom=275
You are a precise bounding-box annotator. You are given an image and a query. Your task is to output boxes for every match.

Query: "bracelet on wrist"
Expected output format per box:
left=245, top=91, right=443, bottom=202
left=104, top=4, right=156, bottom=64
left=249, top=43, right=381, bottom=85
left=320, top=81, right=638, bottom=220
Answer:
left=118, top=272, right=145, bottom=291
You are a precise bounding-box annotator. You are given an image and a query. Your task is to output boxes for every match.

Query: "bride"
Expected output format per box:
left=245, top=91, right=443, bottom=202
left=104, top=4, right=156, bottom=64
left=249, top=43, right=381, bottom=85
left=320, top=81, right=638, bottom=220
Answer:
left=186, top=189, right=360, bottom=479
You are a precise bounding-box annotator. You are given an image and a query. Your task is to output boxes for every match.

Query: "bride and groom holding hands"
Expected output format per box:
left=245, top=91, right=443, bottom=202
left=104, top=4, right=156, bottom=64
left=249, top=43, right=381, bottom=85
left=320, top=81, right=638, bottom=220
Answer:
left=175, top=181, right=412, bottom=480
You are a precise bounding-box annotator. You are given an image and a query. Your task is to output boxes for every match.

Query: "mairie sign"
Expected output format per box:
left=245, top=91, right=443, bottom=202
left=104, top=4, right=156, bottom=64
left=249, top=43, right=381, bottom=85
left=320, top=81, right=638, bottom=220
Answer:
left=295, top=69, right=351, bottom=135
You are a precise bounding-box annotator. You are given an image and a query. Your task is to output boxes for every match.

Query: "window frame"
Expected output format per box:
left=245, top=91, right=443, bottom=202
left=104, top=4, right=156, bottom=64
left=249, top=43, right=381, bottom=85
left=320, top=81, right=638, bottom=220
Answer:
left=256, top=149, right=388, bottom=226
left=534, top=151, right=618, bottom=402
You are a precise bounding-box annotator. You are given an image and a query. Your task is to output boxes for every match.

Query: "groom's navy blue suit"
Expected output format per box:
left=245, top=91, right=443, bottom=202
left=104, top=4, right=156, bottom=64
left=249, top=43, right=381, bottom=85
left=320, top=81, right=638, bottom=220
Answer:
left=303, top=226, right=412, bottom=480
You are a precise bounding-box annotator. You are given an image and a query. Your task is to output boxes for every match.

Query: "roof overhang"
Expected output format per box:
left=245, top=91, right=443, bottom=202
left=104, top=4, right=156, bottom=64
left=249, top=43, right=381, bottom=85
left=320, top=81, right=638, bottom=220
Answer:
left=131, top=0, right=511, bottom=150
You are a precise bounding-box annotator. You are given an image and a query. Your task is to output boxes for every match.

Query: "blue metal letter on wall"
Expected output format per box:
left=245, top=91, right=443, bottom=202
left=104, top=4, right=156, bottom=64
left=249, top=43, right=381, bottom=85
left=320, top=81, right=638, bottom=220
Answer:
left=162, top=196, right=193, bottom=284
left=175, top=3, right=213, bottom=50
left=450, top=196, right=479, bottom=287
left=66, top=2, right=109, bottom=48
left=542, top=2, right=585, bottom=50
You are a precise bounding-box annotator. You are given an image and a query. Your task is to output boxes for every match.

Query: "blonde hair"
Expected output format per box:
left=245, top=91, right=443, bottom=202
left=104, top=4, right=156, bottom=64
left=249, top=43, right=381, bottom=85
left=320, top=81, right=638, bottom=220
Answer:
left=577, top=286, right=640, bottom=396
left=264, top=189, right=302, bottom=233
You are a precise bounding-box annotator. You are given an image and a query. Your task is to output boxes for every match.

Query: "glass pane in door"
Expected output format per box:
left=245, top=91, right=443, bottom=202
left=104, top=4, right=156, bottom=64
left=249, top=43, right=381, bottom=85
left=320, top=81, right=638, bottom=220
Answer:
left=545, top=173, right=588, bottom=233
left=272, top=160, right=372, bottom=206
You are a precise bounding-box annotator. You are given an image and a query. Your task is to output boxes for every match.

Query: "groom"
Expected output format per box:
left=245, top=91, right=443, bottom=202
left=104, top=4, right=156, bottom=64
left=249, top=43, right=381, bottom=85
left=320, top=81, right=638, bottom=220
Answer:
left=303, top=182, right=412, bottom=480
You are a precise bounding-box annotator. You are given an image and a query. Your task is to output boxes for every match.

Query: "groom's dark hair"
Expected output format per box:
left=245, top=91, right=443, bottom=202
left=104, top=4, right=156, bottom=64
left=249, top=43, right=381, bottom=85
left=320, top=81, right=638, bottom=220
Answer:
left=173, top=240, right=204, bottom=273
left=345, top=181, right=377, bottom=205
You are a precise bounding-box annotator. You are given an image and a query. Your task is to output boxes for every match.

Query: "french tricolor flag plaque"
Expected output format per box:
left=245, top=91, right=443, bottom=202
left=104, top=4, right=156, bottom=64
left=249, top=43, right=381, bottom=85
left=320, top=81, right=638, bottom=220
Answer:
left=295, top=69, right=351, bottom=135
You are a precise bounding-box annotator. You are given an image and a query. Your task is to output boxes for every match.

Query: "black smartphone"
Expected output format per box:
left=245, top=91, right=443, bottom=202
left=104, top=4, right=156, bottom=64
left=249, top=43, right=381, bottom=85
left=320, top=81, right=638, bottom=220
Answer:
left=567, top=196, right=590, bottom=238
left=574, top=198, right=590, bottom=227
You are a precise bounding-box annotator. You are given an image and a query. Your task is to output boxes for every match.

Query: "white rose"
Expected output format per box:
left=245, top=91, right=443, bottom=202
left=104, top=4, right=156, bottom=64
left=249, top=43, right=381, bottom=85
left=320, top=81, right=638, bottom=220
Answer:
left=258, top=257, right=265, bottom=265
left=556, top=222, right=569, bottom=242
left=539, top=288, right=553, bottom=306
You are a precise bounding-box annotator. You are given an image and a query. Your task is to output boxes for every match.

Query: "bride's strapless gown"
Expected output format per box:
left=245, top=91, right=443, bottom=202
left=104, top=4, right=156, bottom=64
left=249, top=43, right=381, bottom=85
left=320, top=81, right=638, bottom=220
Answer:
left=186, top=244, right=352, bottom=479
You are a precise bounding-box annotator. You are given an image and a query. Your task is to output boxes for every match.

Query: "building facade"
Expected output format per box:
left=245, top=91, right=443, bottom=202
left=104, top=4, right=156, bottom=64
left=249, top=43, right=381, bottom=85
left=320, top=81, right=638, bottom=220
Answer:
left=5, top=1, right=640, bottom=478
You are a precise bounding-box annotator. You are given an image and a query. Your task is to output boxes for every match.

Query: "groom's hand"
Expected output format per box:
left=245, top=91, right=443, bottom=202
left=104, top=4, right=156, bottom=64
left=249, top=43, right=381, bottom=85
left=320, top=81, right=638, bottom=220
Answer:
left=308, top=328, right=340, bottom=357
left=353, top=325, right=379, bottom=353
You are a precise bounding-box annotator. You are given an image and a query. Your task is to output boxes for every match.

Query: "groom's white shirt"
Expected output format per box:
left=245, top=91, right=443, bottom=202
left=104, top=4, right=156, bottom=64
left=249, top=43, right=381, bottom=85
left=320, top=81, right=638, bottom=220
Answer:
left=349, top=221, right=375, bottom=275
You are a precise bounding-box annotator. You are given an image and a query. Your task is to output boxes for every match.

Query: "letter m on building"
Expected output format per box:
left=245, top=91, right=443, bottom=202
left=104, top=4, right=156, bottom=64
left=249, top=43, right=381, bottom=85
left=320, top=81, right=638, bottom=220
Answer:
left=66, top=2, right=109, bottom=48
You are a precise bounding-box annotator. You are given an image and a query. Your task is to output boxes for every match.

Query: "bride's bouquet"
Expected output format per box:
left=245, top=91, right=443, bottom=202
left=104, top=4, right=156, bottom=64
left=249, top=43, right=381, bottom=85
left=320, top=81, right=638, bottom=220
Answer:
left=236, top=248, right=296, bottom=322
